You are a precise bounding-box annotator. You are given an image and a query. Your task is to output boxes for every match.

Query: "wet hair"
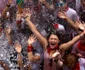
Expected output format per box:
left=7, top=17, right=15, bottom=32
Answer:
left=46, top=31, right=61, bottom=49
left=47, top=31, right=61, bottom=41
left=64, top=53, right=78, bottom=69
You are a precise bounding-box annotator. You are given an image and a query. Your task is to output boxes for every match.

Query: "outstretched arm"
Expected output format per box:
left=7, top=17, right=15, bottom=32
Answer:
left=27, top=35, right=40, bottom=61
left=23, top=9, right=47, bottom=50
left=58, top=12, right=85, bottom=32
left=1, top=0, right=12, bottom=18
left=60, top=30, right=85, bottom=51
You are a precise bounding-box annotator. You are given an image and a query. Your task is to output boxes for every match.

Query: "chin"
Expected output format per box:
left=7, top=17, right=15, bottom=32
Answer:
left=50, top=45, right=57, bottom=48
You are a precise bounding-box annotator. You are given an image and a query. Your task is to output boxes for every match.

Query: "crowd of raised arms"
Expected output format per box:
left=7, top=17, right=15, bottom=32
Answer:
left=0, top=0, right=85, bottom=70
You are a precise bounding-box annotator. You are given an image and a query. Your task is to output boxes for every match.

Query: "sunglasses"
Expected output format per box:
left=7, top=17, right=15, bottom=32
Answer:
left=56, top=2, right=66, bottom=7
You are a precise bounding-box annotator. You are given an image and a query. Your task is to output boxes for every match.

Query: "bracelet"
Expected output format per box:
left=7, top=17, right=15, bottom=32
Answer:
left=24, top=16, right=28, bottom=20
left=6, top=4, right=10, bottom=8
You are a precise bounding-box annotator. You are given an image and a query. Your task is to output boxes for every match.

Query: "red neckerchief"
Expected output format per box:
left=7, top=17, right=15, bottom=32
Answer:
left=73, top=62, right=80, bottom=70
left=47, top=46, right=59, bottom=54
left=78, top=41, right=85, bottom=51
left=64, top=6, right=69, bottom=12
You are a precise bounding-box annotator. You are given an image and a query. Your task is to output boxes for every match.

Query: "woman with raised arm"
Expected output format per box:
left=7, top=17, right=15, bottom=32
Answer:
left=22, top=9, right=85, bottom=70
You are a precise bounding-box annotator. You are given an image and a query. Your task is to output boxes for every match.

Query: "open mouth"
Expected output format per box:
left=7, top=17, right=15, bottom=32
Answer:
left=50, top=43, right=56, bottom=45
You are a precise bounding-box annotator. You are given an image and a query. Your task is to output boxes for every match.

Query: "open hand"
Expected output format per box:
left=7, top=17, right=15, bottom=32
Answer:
left=76, top=21, right=85, bottom=31
left=28, top=35, right=36, bottom=45
left=58, top=12, right=67, bottom=19
left=8, top=0, right=12, bottom=5
left=21, top=8, right=32, bottom=20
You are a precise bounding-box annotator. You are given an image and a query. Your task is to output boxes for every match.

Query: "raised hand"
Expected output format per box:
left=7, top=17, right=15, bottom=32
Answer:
left=28, top=35, right=36, bottom=45
left=8, top=0, right=12, bottom=5
left=21, top=8, right=31, bottom=20
left=76, top=21, right=85, bottom=31
left=58, top=12, right=67, bottom=19
left=39, top=0, right=46, bottom=3
left=14, top=41, right=22, bottom=53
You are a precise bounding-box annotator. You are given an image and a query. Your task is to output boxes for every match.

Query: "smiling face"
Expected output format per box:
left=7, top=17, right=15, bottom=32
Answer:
left=48, top=34, right=60, bottom=49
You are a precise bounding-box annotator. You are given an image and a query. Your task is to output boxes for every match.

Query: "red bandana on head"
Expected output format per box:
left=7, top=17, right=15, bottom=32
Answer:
left=53, top=24, right=59, bottom=29
left=47, top=46, right=59, bottom=54
left=78, top=41, right=85, bottom=51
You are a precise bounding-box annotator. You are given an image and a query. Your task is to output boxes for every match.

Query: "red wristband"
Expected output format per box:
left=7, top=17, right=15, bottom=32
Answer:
left=27, top=45, right=33, bottom=52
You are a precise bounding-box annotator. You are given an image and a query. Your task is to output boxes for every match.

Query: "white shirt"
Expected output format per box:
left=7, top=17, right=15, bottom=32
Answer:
left=65, top=7, right=79, bottom=21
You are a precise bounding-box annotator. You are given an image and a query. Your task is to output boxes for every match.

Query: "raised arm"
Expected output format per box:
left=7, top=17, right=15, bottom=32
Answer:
left=27, top=35, right=40, bottom=62
left=1, top=0, right=12, bottom=18
left=60, top=30, right=85, bottom=51
left=58, top=12, right=85, bottom=32
left=23, top=9, right=47, bottom=50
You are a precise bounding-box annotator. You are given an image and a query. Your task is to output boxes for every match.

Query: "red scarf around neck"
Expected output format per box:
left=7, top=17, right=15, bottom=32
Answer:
left=47, top=46, right=59, bottom=54
left=73, top=62, right=80, bottom=70
left=65, top=6, right=69, bottom=12
left=78, top=41, right=85, bottom=51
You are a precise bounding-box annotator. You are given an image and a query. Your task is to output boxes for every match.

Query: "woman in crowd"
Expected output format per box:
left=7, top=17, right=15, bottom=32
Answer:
left=21, top=9, right=85, bottom=70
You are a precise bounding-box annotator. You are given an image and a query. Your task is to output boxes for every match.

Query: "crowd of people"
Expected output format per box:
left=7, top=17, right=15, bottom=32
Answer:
left=0, top=0, right=85, bottom=70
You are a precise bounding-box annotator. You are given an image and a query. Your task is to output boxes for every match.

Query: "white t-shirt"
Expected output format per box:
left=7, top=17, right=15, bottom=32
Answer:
left=65, top=7, right=79, bottom=21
